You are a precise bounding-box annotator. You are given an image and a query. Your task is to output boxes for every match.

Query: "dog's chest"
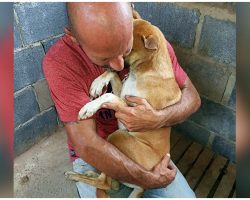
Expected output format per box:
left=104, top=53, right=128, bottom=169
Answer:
left=120, top=73, right=141, bottom=100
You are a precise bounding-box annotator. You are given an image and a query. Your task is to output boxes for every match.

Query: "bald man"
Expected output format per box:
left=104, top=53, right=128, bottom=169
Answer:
left=43, top=2, right=199, bottom=198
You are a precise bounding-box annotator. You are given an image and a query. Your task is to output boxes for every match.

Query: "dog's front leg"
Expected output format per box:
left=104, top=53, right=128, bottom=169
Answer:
left=90, top=70, right=123, bottom=98
left=110, top=72, right=122, bottom=96
left=79, top=93, right=126, bottom=120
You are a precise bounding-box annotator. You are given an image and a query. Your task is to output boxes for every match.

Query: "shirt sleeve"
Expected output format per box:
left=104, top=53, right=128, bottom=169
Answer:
left=166, top=41, right=187, bottom=88
left=43, top=57, right=91, bottom=122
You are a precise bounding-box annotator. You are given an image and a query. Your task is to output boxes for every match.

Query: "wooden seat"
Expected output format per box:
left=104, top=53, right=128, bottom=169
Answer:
left=171, top=130, right=236, bottom=198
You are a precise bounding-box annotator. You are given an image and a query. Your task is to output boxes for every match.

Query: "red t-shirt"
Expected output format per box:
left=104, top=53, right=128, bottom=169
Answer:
left=43, top=34, right=187, bottom=161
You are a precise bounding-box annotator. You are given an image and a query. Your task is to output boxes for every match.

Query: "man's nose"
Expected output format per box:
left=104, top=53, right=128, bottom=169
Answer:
left=108, top=55, right=124, bottom=71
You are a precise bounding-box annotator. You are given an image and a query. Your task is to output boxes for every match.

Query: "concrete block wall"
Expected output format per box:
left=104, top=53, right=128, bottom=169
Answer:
left=14, top=2, right=68, bottom=156
left=14, top=2, right=236, bottom=161
left=134, top=2, right=236, bottom=161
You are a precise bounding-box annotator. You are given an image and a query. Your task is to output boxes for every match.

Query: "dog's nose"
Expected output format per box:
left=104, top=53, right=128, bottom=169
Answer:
left=109, top=56, right=124, bottom=71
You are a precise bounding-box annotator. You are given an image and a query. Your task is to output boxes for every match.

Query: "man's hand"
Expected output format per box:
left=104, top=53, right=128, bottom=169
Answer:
left=102, top=95, right=162, bottom=131
left=102, top=78, right=201, bottom=131
left=140, top=153, right=177, bottom=189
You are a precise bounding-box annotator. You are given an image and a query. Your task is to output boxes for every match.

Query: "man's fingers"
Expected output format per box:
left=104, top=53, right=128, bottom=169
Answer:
left=126, top=95, right=148, bottom=105
left=158, top=153, right=172, bottom=175
left=168, top=160, right=176, bottom=170
left=115, top=112, right=128, bottom=121
left=119, top=119, right=128, bottom=128
left=161, top=153, right=171, bottom=167
left=152, top=153, right=170, bottom=172
left=102, top=102, right=119, bottom=111
left=102, top=102, right=132, bottom=115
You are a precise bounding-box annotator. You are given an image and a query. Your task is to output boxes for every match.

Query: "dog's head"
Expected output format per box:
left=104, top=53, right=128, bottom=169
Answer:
left=125, top=19, right=164, bottom=69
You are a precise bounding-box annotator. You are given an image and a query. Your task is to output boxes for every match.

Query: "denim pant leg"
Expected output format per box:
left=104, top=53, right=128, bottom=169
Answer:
left=107, top=184, right=133, bottom=198
left=143, top=161, right=196, bottom=198
left=73, top=158, right=97, bottom=198
left=73, top=158, right=132, bottom=198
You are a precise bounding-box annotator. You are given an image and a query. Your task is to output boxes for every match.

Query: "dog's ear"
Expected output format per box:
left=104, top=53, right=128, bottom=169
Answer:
left=132, top=10, right=142, bottom=19
left=142, top=35, right=158, bottom=50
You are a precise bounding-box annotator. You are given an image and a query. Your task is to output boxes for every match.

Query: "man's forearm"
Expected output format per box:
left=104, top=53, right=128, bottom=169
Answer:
left=157, top=78, right=201, bottom=127
left=65, top=121, right=153, bottom=188
left=76, top=134, right=152, bottom=186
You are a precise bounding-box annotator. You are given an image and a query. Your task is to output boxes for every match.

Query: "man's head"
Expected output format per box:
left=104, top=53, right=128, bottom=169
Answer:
left=66, top=2, right=133, bottom=71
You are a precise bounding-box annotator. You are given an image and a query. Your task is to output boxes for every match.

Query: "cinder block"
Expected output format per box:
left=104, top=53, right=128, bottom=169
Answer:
left=202, top=3, right=236, bottom=13
left=14, top=18, right=23, bottom=49
left=134, top=2, right=200, bottom=48
left=14, top=87, right=40, bottom=128
left=189, top=97, right=236, bottom=141
left=212, top=135, right=235, bottom=161
left=14, top=45, right=44, bottom=91
left=14, top=3, right=67, bottom=44
left=42, top=36, right=62, bottom=53
left=228, top=85, right=236, bottom=109
left=174, top=120, right=210, bottom=146
left=198, top=16, right=236, bottom=65
left=34, top=79, right=54, bottom=111
left=14, top=107, right=58, bottom=156
left=183, top=57, right=231, bottom=102
left=221, top=73, right=236, bottom=106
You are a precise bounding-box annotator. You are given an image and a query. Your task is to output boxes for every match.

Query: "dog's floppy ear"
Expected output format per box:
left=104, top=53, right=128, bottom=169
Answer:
left=142, top=35, right=158, bottom=50
left=132, top=10, right=142, bottom=19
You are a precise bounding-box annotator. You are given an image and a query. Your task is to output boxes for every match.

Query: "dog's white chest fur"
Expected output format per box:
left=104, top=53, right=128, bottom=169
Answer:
left=121, top=73, right=141, bottom=99
left=118, top=73, right=141, bottom=130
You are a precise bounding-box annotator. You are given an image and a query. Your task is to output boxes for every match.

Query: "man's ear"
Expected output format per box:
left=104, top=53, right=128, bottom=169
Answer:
left=142, top=35, right=158, bottom=50
left=64, top=27, right=78, bottom=44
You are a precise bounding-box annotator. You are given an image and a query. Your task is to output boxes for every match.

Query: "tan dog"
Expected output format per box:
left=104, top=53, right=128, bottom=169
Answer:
left=65, top=18, right=182, bottom=198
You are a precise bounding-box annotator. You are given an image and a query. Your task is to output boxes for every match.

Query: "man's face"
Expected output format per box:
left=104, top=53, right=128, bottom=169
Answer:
left=78, top=33, right=133, bottom=71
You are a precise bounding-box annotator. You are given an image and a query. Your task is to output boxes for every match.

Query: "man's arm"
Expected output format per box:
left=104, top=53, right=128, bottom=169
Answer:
left=65, top=119, right=176, bottom=188
left=102, top=77, right=201, bottom=131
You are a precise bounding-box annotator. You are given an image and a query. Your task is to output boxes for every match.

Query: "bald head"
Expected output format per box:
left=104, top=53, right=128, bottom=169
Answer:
left=67, top=3, right=132, bottom=35
left=66, top=3, right=133, bottom=70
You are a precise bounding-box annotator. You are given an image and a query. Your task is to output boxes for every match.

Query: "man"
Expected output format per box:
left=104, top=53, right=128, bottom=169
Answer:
left=43, top=2, right=200, bottom=198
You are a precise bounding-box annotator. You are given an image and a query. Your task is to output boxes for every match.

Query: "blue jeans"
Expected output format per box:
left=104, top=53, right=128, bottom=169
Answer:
left=73, top=158, right=196, bottom=198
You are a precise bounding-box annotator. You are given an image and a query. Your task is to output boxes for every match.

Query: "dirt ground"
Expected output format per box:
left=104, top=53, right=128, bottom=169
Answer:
left=14, top=127, right=79, bottom=198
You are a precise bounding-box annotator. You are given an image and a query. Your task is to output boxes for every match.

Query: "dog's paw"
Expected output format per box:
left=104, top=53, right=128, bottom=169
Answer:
left=90, top=75, right=111, bottom=98
left=64, top=171, right=78, bottom=180
left=78, top=101, right=99, bottom=120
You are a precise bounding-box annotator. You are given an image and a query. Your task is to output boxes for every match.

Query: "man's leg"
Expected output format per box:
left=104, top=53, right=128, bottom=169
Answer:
left=107, top=184, right=133, bottom=198
left=73, top=158, right=133, bottom=198
left=142, top=161, right=196, bottom=198
left=73, top=158, right=97, bottom=198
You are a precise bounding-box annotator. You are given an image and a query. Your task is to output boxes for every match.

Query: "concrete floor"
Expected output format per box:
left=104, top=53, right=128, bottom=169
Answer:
left=14, top=127, right=79, bottom=198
